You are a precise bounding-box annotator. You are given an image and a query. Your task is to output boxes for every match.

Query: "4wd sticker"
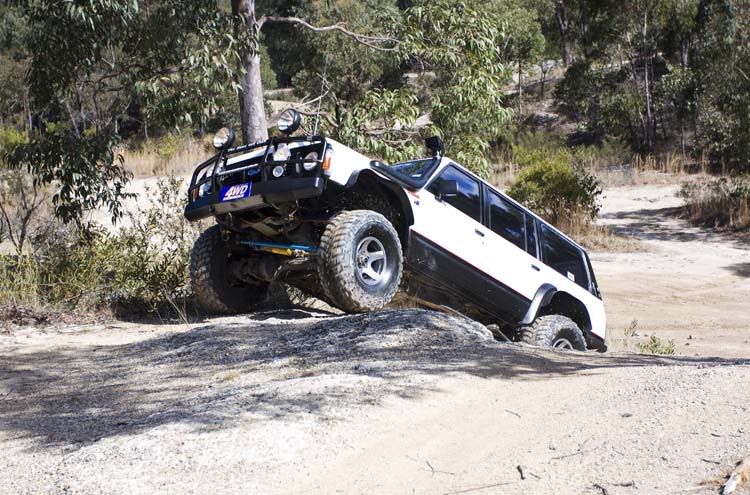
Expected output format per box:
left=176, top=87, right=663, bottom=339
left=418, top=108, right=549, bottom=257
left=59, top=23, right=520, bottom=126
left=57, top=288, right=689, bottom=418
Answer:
left=220, top=183, right=252, bottom=202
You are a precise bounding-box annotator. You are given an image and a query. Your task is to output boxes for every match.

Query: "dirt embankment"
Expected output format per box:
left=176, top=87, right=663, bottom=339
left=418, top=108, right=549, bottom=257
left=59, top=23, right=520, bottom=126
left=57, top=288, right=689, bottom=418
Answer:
left=1, top=183, right=749, bottom=495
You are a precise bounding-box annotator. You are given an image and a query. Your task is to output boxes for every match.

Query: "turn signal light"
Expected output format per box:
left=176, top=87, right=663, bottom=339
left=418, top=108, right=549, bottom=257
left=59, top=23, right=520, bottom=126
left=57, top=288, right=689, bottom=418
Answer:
left=322, top=152, right=332, bottom=171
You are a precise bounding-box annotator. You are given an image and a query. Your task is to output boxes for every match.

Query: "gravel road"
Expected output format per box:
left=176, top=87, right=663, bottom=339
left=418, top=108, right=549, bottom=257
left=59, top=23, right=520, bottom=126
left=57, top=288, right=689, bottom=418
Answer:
left=1, top=183, right=748, bottom=495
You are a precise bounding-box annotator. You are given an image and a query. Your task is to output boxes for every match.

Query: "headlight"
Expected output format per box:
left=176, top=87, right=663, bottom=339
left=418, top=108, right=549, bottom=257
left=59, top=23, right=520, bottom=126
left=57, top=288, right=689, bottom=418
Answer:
left=272, top=165, right=285, bottom=178
left=303, top=151, right=318, bottom=171
left=198, top=182, right=210, bottom=197
left=273, top=144, right=290, bottom=162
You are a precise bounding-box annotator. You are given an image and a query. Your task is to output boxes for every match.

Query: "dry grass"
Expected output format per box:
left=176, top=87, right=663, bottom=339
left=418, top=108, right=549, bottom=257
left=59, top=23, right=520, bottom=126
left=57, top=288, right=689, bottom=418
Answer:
left=0, top=255, right=41, bottom=308
left=680, top=176, right=750, bottom=230
left=556, top=211, right=645, bottom=252
left=121, top=137, right=212, bottom=178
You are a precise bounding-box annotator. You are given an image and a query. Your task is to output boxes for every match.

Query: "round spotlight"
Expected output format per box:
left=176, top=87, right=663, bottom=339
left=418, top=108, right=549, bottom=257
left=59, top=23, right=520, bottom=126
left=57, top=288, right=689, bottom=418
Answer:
left=272, top=165, right=285, bottom=178
left=277, top=109, right=301, bottom=135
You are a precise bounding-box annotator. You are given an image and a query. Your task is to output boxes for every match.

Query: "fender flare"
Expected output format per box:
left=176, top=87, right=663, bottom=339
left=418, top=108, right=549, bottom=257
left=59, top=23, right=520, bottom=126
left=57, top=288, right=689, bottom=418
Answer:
left=344, top=168, right=415, bottom=231
left=519, top=283, right=557, bottom=326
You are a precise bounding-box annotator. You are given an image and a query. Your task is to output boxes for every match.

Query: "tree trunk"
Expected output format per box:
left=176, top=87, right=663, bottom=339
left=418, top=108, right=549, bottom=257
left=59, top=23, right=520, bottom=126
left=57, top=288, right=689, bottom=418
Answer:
left=239, top=54, right=268, bottom=144
left=680, top=119, right=686, bottom=160
left=233, top=0, right=268, bottom=144
left=555, top=0, right=572, bottom=66
left=517, top=60, right=523, bottom=120
left=641, top=11, right=653, bottom=150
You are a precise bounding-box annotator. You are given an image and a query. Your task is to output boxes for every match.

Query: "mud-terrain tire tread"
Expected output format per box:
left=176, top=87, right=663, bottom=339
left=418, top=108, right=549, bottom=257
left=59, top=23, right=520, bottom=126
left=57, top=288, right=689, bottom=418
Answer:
left=519, top=315, right=587, bottom=351
left=189, top=225, right=266, bottom=314
left=318, top=210, right=403, bottom=312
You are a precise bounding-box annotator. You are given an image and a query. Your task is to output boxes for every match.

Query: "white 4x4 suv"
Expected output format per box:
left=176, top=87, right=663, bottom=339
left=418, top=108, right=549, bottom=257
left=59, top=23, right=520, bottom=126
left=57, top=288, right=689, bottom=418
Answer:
left=185, top=109, right=607, bottom=351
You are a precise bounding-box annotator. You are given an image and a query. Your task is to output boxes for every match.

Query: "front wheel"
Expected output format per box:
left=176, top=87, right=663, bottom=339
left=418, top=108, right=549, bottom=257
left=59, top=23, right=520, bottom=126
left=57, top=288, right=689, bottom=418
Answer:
left=317, top=210, right=403, bottom=312
left=189, top=225, right=268, bottom=314
left=519, top=315, right=587, bottom=351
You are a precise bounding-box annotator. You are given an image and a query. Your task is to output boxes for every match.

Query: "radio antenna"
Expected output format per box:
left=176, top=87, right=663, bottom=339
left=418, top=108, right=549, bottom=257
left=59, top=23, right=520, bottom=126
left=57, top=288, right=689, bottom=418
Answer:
left=313, top=58, right=329, bottom=136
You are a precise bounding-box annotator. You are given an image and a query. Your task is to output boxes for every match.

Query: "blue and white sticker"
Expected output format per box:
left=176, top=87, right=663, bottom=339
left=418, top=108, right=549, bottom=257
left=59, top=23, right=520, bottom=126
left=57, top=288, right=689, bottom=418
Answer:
left=220, top=183, right=252, bottom=202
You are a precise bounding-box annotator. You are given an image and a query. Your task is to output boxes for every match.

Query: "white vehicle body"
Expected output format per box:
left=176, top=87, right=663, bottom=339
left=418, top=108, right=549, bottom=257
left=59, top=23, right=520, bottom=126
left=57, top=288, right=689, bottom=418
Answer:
left=185, top=134, right=606, bottom=349
left=321, top=143, right=607, bottom=345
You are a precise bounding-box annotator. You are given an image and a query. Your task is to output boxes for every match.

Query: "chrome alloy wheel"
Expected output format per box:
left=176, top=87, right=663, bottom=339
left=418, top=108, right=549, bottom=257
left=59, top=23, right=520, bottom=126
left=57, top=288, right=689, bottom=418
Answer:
left=355, top=236, right=387, bottom=286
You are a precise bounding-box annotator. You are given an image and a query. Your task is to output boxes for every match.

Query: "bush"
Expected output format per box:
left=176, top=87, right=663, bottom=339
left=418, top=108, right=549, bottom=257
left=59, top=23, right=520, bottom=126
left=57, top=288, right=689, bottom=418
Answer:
left=1, top=177, right=205, bottom=319
left=508, top=147, right=602, bottom=231
left=637, top=335, right=675, bottom=355
left=678, top=176, right=750, bottom=230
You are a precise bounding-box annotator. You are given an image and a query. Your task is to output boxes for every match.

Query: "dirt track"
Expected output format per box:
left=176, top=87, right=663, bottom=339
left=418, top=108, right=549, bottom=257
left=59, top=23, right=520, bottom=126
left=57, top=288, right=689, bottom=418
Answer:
left=1, top=184, right=749, bottom=494
left=595, top=184, right=750, bottom=357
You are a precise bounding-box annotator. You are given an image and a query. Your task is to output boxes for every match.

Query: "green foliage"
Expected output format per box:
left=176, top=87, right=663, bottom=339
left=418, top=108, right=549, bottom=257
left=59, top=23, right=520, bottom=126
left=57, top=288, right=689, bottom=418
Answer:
left=335, top=88, right=424, bottom=163
left=4, top=177, right=203, bottom=315
left=0, top=127, right=28, bottom=155
left=495, top=3, right=545, bottom=69
left=691, top=0, right=750, bottom=171
left=103, top=177, right=201, bottom=315
left=8, top=129, right=132, bottom=224
left=637, top=335, right=676, bottom=355
left=555, top=61, right=629, bottom=138
left=401, top=0, right=514, bottom=176
left=288, top=1, right=401, bottom=101
left=508, top=146, right=602, bottom=227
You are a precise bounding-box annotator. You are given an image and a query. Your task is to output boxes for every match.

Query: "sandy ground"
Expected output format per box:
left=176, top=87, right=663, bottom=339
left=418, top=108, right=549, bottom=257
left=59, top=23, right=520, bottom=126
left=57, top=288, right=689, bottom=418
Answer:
left=1, top=183, right=749, bottom=495
left=594, top=184, right=750, bottom=357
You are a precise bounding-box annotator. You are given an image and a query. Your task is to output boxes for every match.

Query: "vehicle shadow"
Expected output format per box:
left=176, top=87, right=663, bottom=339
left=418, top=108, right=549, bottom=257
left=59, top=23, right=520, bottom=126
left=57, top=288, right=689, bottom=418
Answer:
left=1, top=309, right=747, bottom=450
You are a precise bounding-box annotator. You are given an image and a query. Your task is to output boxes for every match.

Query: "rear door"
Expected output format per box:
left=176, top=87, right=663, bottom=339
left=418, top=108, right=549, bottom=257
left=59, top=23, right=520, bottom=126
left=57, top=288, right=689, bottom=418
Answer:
left=480, top=187, right=544, bottom=319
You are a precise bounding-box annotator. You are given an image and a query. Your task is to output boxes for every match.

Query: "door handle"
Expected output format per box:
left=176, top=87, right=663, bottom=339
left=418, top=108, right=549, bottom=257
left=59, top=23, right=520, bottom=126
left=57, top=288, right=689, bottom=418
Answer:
left=531, top=264, right=541, bottom=272
left=474, top=229, right=485, bottom=237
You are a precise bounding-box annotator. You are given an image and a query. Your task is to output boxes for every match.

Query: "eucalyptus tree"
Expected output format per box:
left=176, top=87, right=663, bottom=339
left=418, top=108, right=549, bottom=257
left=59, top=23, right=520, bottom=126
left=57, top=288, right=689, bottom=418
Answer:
left=12, top=0, right=397, bottom=223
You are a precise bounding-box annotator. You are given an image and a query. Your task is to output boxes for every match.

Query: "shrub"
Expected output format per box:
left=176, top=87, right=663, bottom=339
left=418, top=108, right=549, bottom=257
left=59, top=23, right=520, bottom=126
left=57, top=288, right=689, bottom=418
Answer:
left=637, top=335, right=675, bottom=355
left=2, top=177, right=205, bottom=318
left=104, top=176, right=203, bottom=316
left=678, top=176, right=750, bottom=230
left=508, top=147, right=602, bottom=230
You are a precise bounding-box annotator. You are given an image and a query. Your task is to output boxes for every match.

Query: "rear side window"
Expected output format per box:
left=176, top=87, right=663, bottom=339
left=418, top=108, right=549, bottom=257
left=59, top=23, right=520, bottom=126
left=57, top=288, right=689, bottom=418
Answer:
left=486, top=190, right=526, bottom=250
left=427, top=166, right=481, bottom=222
left=540, top=224, right=589, bottom=290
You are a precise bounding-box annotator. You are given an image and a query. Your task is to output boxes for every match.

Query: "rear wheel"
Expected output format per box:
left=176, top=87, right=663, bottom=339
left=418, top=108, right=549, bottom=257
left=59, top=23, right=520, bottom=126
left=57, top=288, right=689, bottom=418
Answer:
left=318, top=210, right=403, bottom=312
left=189, top=225, right=268, bottom=313
left=519, top=315, right=587, bottom=351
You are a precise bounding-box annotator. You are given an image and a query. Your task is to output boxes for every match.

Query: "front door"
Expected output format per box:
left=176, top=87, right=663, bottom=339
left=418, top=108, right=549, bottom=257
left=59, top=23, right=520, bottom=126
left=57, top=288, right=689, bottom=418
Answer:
left=407, top=164, right=496, bottom=319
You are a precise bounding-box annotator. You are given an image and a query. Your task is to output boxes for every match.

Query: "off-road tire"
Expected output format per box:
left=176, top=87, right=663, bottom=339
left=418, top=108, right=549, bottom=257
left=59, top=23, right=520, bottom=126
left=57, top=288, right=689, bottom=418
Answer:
left=189, top=225, right=267, bottom=314
left=318, top=210, right=403, bottom=312
left=519, top=315, right=587, bottom=351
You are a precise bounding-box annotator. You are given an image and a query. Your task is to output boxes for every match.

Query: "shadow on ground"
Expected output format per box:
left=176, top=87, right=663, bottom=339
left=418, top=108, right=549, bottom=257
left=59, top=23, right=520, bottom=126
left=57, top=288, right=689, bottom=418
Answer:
left=1, top=309, right=747, bottom=450
left=601, top=206, right=750, bottom=250
left=724, top=262, right=750, bottom=278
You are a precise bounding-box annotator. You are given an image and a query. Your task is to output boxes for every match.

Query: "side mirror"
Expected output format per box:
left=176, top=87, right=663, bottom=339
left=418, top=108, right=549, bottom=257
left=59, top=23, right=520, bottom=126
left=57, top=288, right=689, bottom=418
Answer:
left=213, top=127, right=235, bottom=150
left=277, top=108, right=302, bottom=135
left=437, top=179, right=459, bottom=199
left=425, top=136, right=444, bottom=157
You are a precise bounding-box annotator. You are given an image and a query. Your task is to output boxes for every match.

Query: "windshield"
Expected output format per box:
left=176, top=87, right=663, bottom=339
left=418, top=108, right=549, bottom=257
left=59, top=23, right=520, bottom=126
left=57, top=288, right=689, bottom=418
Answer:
left=389, top=158, right=435, bottom=181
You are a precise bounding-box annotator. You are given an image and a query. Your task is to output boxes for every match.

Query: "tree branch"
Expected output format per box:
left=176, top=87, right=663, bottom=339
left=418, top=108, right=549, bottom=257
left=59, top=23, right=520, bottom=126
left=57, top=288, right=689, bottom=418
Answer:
left=259, top=16, right=399, bottom=52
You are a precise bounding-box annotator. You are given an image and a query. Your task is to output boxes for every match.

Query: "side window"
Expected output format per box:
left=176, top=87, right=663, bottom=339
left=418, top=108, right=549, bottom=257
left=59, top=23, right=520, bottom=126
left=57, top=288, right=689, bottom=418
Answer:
left=526, top=216, right=538, bottom=258
left=486, top=190, right=526, bottom=250
left=540, top=224, right=589, bottom=290
left=427, top=166, right=481, bottom=222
